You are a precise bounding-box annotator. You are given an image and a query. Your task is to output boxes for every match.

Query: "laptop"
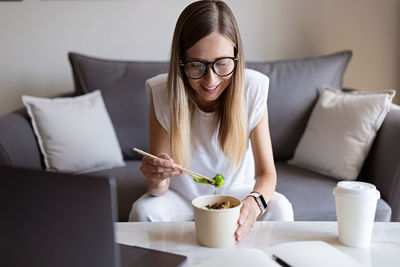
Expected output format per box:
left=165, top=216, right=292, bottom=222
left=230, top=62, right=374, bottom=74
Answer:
left=0, top=165, right=187, bottom=267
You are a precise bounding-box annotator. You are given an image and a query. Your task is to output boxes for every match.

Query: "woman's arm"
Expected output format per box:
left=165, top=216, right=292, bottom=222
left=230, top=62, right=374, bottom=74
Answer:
left=235, top=106, right=276, bottom=241
left=140, top=94, right=182, bottom=196
left=249, top=105, right=277, bottom=202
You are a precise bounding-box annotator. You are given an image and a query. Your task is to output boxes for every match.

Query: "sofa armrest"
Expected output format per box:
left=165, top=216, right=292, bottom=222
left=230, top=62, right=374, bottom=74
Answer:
left=0, top=110, right=43, bottom=169
left=360, top=107, right=400, bottom=221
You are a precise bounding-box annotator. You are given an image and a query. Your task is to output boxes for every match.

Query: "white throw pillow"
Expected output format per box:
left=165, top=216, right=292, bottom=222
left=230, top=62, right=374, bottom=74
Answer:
left=289, top=87, right=395, bottom=180
left=22, top=90, right=125, bottom=173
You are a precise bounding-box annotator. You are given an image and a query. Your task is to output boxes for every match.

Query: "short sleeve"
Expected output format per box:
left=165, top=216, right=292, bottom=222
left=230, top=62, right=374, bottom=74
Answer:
left=245, top=69, right=270, bottom=132
left=145, top=73, right=170, bottom=133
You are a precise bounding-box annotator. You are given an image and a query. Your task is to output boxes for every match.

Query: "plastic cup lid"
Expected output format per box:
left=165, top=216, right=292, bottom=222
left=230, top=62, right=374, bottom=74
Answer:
left=333, top=181, right=380, bottom=199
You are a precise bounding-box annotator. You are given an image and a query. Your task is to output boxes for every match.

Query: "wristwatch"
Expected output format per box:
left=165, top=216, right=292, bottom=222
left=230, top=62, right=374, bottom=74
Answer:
left=248, top=191, right=268, bottom=216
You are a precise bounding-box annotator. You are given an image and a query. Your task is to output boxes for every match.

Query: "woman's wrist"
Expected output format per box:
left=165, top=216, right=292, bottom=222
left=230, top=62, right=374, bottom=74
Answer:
left=246, top=195, right=262, bottom=217
left=248, top=189, right=269, bottom=216
left=146, top=178, right=170, bottom=196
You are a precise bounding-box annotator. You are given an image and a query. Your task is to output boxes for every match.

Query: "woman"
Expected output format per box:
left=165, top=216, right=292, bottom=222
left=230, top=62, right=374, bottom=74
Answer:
left=129, top=0, right=293, bottom=241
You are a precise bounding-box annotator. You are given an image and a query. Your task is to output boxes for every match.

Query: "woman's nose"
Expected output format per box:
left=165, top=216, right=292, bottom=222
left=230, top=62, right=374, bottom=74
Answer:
left=202, top=66, right=218, bottom=83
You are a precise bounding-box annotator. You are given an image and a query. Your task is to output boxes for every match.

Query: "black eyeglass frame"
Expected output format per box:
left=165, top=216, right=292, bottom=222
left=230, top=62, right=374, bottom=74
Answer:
left=179, top=57, right=238, bottom=80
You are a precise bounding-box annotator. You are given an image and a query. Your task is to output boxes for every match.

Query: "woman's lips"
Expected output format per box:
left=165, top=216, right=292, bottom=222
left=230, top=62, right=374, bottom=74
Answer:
left=201, top=83, right=221, bottom=93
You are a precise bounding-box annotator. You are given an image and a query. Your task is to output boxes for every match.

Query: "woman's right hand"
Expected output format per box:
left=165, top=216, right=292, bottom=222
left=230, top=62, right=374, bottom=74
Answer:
left=140, top=153, right=182, bottom=196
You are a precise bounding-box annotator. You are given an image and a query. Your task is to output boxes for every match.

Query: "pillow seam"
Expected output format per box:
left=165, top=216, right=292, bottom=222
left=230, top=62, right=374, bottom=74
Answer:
left=23, top=102, right=51, bottom=170
left=354, top=96, right=393, bottom=177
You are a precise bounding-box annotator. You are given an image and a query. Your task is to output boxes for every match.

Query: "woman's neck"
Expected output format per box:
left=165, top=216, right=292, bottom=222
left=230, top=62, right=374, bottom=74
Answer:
left=195, top=97, right=220, bottom=113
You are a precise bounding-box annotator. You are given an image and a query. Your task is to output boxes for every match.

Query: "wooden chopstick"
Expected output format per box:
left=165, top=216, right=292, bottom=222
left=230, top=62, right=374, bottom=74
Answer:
left=133, top=148, right=215, bottom=183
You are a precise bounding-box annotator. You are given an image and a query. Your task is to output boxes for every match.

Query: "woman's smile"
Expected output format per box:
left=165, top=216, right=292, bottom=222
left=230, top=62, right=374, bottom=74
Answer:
left=201, top=82, right=221, bottom=93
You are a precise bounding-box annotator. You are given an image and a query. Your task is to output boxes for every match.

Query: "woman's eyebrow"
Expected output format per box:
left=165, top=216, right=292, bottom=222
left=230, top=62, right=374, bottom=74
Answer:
left=184, top=56, right=233, bottom=62
left=184, top=57, right=205, bottom=61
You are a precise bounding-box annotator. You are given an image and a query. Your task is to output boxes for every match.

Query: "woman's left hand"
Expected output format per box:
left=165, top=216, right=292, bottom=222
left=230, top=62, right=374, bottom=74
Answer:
left=235, top=196, right=261, bottom=241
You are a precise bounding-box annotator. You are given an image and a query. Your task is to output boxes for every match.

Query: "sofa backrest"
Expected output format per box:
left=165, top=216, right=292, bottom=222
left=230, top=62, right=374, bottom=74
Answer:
left=69, top=51, right=352, bottom=161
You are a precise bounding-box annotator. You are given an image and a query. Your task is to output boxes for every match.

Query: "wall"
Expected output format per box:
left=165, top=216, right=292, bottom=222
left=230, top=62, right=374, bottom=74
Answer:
left=0, top=0, right=399, bottom=116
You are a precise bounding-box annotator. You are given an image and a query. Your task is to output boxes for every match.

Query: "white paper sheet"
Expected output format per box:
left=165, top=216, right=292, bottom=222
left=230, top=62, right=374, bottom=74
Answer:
left=195, top=248, right=279, bottom=267
left=264, top=241, right=364, bottom=267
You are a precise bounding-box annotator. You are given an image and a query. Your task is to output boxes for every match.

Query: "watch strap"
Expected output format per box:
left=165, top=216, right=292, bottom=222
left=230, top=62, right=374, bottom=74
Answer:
left=248, top=191, right=268, bottom=216
left=251, top=191, right=268, bottom=210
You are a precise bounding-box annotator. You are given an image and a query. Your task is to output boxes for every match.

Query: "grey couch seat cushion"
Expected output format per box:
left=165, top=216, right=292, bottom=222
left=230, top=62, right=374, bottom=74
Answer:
left=88, top=160, right=146, bottom=222
left=275, top=162, right=391, bottom=222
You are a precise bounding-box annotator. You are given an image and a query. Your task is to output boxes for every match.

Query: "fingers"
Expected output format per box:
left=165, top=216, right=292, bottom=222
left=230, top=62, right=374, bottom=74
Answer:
left=146, top=170, right=182, bottom=180
left=235, top=198, right=258, bottom=242
left=157, top=153, right=184, bottom=169
left=158, top=153, right=173, bottom=161
left=236, top=208, right=251, bottom=242
left=140, top=153, right=183, bottom=181
left=147, top=154, right=175, bottom=168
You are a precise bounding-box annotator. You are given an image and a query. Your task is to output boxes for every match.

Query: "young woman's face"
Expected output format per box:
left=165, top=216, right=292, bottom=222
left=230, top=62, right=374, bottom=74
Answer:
left=183, top=32, right=235, bottom=111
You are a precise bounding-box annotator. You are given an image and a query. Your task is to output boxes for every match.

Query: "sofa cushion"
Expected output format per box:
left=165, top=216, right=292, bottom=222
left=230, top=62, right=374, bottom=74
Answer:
left=289, top=87, right=395, bottom=181
left=88, top=160, right=146, bottom=222
left=22, top=91, right=125, bottom=173
left=275, top=162, right=391, bottom=222
left=247, top=50, right=352, bottom=161
left=69, top=52, right=169, bottom=160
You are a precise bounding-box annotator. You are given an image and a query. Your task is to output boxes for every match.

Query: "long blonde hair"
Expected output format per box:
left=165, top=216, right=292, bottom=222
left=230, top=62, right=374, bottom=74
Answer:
left=168, top=0, right=247, bottom=170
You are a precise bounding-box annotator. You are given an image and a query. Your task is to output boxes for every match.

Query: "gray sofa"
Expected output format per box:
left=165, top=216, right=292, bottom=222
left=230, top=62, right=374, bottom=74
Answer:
left=1, top=50, right=399, bottom=222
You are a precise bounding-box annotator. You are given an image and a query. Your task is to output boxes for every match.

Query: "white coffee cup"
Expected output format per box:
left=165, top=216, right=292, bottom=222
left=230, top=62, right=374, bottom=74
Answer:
left=192, top=195, right=241, bottom=248
left=333, top=181, right=380, bottom=247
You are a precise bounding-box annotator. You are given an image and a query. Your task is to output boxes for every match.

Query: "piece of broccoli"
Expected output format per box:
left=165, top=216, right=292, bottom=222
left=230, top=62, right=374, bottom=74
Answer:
left=213, top=173, right=224, bottom=188
left=192, top=176, right=211, bottom=185
left=192, top=173, right=224, bottom=188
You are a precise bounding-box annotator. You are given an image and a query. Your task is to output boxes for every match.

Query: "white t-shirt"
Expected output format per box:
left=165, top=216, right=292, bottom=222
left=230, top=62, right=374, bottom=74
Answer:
left=146, top=69, right=269, bottom=201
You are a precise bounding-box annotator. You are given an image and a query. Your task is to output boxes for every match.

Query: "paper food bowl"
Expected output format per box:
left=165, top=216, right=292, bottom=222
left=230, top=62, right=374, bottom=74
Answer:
left=192, top=195, right=242, bottom=248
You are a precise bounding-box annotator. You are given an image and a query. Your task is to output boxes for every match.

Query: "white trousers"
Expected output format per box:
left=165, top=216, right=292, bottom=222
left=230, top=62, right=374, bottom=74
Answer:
left=129, top=184, right=294, bottom=222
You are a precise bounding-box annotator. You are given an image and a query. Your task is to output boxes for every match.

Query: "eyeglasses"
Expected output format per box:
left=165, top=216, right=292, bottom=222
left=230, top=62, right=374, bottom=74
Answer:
left=180, top=57, right=238, bottom=79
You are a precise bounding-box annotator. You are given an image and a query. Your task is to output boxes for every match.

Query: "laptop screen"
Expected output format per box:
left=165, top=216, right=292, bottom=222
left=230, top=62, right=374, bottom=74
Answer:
left=0, top=166, right=120, bottom=267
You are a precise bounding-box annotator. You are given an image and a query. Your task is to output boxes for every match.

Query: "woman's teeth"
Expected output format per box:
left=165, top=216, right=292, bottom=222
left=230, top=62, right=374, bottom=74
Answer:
left=204, top=85, right=219, bottom=91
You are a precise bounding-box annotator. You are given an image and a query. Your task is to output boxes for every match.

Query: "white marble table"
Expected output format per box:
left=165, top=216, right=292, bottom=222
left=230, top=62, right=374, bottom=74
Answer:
left=115, top=221, right=400, bottom=267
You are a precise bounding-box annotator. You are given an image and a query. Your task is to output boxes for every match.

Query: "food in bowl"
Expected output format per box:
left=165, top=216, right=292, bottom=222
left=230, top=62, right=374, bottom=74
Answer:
left=205, top=200, right=238, bottom=210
